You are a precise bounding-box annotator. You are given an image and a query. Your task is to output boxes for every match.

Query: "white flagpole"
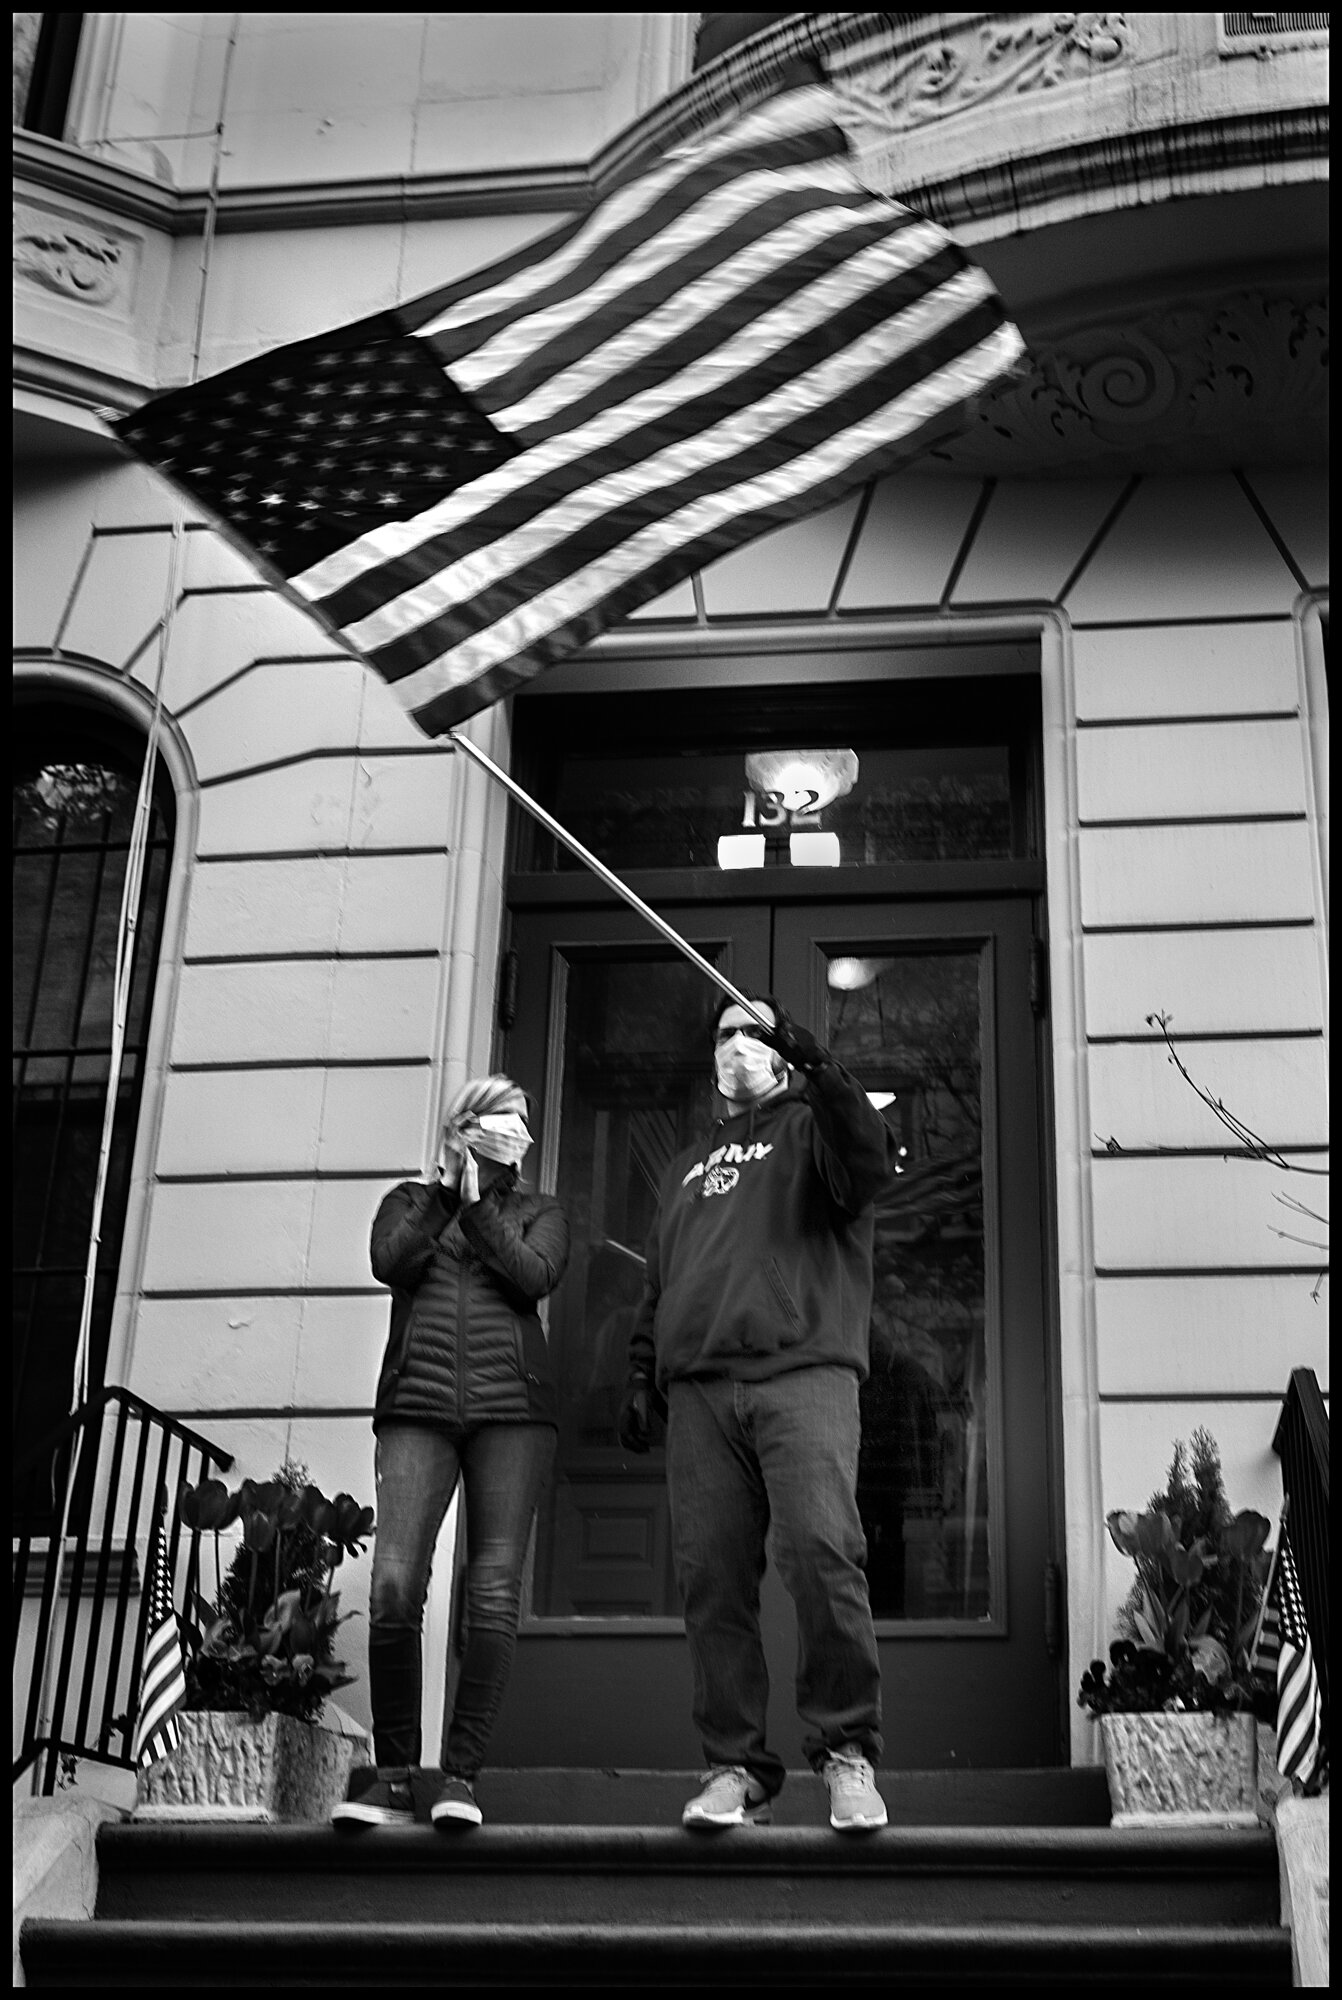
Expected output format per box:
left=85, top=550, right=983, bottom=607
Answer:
left=447, top=728, right=774, bottom=1029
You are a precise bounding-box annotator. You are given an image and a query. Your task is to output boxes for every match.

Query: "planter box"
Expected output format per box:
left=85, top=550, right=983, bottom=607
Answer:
left=1101, top=1711, right=1259, bottom=1828
left=134, top=1710, right=358, bottom=1823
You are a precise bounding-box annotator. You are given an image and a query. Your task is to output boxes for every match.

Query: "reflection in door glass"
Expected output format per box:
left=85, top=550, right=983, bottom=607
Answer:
left=532, top=951, right=717, bottom=1618
left=827, top=951, right=991, bottom=1624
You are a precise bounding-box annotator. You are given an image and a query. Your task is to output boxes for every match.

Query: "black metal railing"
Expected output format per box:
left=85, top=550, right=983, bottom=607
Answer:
left=1272, top=1366, right=1329, bottom=1737
left=12, top=1388, right=233, bottom=1795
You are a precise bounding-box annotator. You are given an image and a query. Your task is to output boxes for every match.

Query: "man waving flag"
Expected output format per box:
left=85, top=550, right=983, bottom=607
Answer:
left=113, top=79, right=1023, bottom=735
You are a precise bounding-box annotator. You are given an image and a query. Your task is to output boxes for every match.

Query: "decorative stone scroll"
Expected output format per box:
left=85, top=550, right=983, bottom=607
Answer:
left=13, top=205, right=125, bottom=306
left=830, top=11, right=1133, bottom=138
left=922, top=290, right=1329, bottom=476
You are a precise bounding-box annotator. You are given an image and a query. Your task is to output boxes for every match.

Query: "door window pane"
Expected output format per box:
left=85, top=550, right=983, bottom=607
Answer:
left=531, top=949, right=719, bottom=1618
left=826, top=950, right=993, bottom=1624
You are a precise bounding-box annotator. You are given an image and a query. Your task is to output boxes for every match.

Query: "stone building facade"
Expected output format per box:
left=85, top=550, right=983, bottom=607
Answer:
left=14, top=12, right=1328, bottom=1784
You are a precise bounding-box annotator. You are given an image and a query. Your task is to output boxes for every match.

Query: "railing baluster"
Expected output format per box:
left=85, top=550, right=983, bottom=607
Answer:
left=44, top=1418, right=101, bottom=1794
left=92, top=1398, right=135, bottom=1757
left=11, top=1464, right=35, bottom=1664
left=13, top=1388, right=233, bottom=1788
left=74, top=1398, right=128, bottom=1749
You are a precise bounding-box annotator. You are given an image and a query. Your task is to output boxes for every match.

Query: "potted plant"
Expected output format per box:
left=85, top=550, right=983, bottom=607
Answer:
left=135, top=1459, right=375, bottom=1822
left=1077, top=1427, right=1274, bottom=1825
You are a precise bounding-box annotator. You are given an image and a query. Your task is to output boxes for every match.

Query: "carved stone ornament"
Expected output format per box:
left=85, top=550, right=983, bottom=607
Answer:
left=922, top=291, right=1329, bottom=476
left=13, top=206, right=124, bottom=306
left=830, top=12, right=1133, bottom=140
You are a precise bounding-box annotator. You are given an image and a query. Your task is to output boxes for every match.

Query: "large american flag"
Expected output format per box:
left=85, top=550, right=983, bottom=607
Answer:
left=130, top=1509, right=187, bottom=1771
left=113, top=81, right=1023, bottom=735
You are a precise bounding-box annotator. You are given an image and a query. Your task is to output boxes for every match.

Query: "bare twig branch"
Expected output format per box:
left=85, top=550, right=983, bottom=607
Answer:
left=1145, top=1014, right=1330, bottom=1175
left=1268, top=1227, right=1330, bottom=1252
left=1272, top=1190, right=1330, bottom=1228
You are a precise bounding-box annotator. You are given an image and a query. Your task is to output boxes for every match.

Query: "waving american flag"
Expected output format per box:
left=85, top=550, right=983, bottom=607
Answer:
left=114, top=82, right=1022, bottom=735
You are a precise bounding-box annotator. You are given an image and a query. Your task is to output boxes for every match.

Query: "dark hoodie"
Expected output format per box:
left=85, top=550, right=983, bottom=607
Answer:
left=628, top=1059, right=896, bottom=1392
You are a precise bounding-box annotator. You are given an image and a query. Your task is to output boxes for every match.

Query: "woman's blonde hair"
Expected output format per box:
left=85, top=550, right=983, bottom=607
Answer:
left=441, top=1074, right=529, bottom=1131
left=430, top=1074, right=532, bottom=1181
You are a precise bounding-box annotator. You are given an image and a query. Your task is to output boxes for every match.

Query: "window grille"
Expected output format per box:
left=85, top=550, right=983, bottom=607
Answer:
left=1218, top=12, right=1329, bottom=53
left=12, top=701, right=173, bottom=1501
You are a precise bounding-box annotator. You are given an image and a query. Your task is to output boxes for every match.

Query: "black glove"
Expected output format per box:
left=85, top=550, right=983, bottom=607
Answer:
left=760, top=1007, right=828, bottom=1074
left=617, top=1376, right=654, bottom=1454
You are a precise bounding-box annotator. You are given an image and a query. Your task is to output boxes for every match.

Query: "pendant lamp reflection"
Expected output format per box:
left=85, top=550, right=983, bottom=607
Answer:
left=827, top=957, right=879, bottom=991
left=744, top=748, right=859, bottom=816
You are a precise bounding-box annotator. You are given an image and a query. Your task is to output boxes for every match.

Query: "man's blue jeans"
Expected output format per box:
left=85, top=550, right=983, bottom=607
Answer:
left=368, top=1419, right=554, bottom=1777
left=667, top=1368, right=882, bottom=1797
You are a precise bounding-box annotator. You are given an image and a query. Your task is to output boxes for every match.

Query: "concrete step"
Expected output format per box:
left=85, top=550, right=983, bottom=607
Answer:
left=19, top=1915, right=1295, bottom=1987
left=18, top=1767, right=1291, bottom=1990
left=91, top=1820, right=1284, bottom=1929
left=356, top=1763, right=1115, bottom=1827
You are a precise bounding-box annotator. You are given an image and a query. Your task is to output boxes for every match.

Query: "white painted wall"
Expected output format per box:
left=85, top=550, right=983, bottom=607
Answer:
left=71, top=13, right=692, bottom=188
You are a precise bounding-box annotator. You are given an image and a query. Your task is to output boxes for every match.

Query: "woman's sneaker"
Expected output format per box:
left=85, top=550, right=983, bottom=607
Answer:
left=431, top=1775, right=483, bottom=1828
left=331, top=1773, right=416, bottom=1828
left=682, top=1766, right=772, bottom=1828
left=822, top=1749, right=887, bottom=1831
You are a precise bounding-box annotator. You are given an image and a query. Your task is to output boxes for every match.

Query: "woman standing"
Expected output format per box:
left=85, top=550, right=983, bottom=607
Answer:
left=333, top=1075, right=568, bottom=1830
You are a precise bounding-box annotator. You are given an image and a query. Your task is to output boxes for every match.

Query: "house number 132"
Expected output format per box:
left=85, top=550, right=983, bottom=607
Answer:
left=742, top=789, right=821, bottom=828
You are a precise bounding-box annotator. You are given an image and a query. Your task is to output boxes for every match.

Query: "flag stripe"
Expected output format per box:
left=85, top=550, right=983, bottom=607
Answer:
left=462, top=192, right=923, bottom=423
left=488, top=213, right=949, bottom=439
left=417, top=89, right=846, bottom=355
left=447, top=161, right=862, bottom=400
left=341, top=281, right=1005, bottom=673
left=388, top=320, right=1023, bottom=722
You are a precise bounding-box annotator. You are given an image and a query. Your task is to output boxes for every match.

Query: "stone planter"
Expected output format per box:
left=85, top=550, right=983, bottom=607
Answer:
left=134, top=1710, right=359, bottom=1823
left=1100, top=1711, right=1259, bottom=1828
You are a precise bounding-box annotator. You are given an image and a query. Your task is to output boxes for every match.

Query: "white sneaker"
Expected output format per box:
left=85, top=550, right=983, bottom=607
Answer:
left=822, top=1749, right=887, bottom=1831
left=682, top=1766, right=773, bottom=1828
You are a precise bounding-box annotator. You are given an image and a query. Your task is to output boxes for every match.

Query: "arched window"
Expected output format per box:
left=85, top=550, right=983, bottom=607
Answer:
left=12, top=696, right=174, bottom=1471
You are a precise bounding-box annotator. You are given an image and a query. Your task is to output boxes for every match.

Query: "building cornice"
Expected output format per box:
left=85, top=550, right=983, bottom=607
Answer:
left=897, top=106, right=1330, bottom=244
left=13, top=129, right=596, bottom=238
left=14, top=340, right=149, bottom=421
left=16, top=12, right=1328, bottom=244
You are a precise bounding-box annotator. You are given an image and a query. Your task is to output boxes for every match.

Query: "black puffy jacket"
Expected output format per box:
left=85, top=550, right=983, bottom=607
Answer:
left=370, top=1176, right=569, bottom=1430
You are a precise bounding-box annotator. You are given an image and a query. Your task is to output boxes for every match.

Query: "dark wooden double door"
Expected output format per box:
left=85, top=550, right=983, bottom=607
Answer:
left=485, top=893, right=1061, bottom=1769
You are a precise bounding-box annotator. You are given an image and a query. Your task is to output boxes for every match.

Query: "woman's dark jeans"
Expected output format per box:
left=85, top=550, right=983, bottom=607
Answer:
left=667, top=1367, right=883, bottom=1797
left=368, top=1419, right=554, bottom=1777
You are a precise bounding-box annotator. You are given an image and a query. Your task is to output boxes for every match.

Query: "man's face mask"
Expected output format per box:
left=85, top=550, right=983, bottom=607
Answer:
left=714, top=1021, right=784, bottom=1103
